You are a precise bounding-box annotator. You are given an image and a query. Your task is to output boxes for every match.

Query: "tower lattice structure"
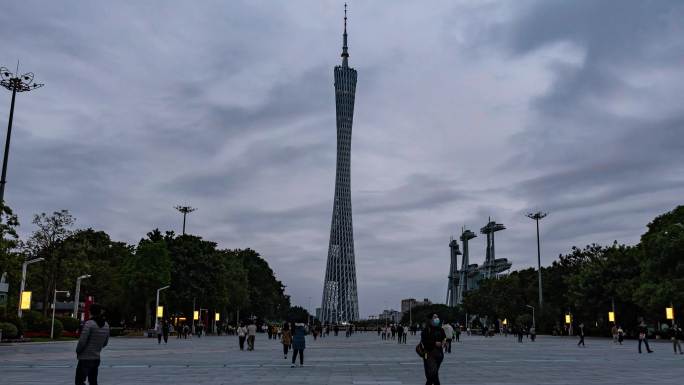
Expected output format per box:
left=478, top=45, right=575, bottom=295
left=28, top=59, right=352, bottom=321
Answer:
left=321, top=5, right=359, bottom=324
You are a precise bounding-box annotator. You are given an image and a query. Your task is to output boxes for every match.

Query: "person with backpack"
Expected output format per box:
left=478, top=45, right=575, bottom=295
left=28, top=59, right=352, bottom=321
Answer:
left=291, top=320, right=307, bottom=367
left=419, top=314, right=446, bottom=385
left=75, top=303, right=110, bottom=385
left=281, top=322, right=292, bottom=359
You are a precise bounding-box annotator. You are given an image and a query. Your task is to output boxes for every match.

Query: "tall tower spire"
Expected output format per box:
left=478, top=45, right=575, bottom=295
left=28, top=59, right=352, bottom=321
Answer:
left=322, top=2, right=359, bottom=324
left=341, top=3, right=349, bottom=67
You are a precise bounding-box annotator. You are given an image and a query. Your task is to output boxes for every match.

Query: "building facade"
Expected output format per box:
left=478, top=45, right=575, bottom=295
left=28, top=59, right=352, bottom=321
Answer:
left=321, top=7, right=360, bottom=324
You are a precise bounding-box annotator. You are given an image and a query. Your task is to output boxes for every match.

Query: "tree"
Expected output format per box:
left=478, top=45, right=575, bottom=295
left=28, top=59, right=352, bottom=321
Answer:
left=122, top=229, right=171, bottom=328
left=21, top=210, right=75, bottom=316
left=0, top=204, right=21, bottom=315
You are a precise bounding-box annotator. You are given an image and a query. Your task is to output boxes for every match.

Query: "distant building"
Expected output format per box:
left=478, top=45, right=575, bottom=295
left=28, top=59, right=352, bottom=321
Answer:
left=401, top=298, right=432, bottom=315
left=315, top=307, right=322, bottom=321
left=379, top=309, right=401, bottom=324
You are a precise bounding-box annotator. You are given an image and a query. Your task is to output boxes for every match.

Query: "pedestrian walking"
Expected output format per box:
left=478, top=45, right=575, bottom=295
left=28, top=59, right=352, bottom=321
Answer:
left=419, top=314, right=446, bottom=385
left=617, top=325, right=624, bottom=345
left=577, top=323, right=585, bottom=347
left=282, top=322, right=292, bottom=359
left=247, top=320, right=257, bottom=351
left=75, top=303, right=109, bottom=385
left=156, top=321, right=163, bottom=344
left=611, top=324, right=618, bottom=344
left=397, top=324, right=404, bottom=345
left=442, top=322, right=454, bottom=353
left=162, top=319, right=170, bottom=344
left=291, top=321, right=307, bottom=367
left=237, top=322, right=247, bottom=351
left=454, top=324, right=461, bottom=342
left=529, top=326, right=536, bottom=342
left=402, top=326, right=407, bottom=344
left=671, top=324, right=683, bottom=354
left=637, top=320, right=654, bottom=354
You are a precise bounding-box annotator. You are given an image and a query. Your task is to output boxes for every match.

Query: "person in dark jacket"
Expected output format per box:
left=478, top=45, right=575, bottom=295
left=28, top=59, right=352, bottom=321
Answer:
left=671, top=324, right=683, bottom=354
left=420, top=314, right=446, bottom=385
left=75, top=303, right=110, bottom=385
left=577, top=323, right=585, bottom=347
left=637, top=320, right=654, bottom=354
left=291, top=321, right=307, bottom=367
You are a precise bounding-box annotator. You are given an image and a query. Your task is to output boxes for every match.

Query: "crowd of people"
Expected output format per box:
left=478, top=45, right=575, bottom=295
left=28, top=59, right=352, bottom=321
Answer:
left=70, top=303, right=683, bottom=385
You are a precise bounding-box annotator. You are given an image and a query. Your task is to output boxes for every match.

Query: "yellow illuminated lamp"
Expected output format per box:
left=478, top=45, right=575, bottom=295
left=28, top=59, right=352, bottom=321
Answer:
left=565, top=314, right=571, bottom=324
left=193, top=310, right=199, bottom=320
left=157, top=306, right=164, bottom=318
left=20, top=291, right=32, bottom=310
left=666, top=307, right=674, bottom=320
left=608, top=311, right=615, bottom=322
left=215, top=313, right=220, bottom=321
left=502, top=319, right=507, bottom=326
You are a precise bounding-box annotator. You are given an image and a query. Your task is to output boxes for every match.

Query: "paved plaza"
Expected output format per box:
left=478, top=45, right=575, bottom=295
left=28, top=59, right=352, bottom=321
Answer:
left=1, top=333, right=683, bottom=384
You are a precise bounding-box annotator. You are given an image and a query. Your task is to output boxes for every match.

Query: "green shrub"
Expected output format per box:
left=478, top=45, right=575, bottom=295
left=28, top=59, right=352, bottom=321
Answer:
left=0, top=314, right=23, bottom=336
left=58, top=317, right=80, bottom=332
left=0, top=322, right=18, bottom=339
left=22, top=311, right=47, bottom=331
left=49, top=319, right=63, bottom=337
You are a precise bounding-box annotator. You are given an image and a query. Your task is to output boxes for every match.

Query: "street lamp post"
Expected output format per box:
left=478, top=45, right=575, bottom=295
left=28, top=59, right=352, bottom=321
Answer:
left=0, top=65, right=43, bottom=204
left=155, top=285, right=170, bottom=330
left=174, top=205, right=196, bottom=235
left=51, top=289, right=70, bottom=339
left=525, top=304, right=536, bottom=329
left=18, top=257, right=44, bottom=317
left=73, top=274, right=91, bottom=319
left=526, top=212, right=547, bottom=309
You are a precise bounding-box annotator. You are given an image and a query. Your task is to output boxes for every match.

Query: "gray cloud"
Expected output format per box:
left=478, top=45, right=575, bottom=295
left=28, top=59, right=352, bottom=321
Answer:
left=1, top=0, right=682, bottom=316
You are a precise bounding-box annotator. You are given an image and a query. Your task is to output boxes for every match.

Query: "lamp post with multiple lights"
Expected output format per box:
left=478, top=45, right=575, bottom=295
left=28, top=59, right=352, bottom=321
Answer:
left=0, top=65, right=43, bottom=204
left=174, top=205, right=196, bottom=235
left=526, top=211, right=547, bottom=309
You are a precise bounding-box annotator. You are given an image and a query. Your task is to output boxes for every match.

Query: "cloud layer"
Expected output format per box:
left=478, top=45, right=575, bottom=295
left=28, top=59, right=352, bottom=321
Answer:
left=2, top=0, right=682, bottom=316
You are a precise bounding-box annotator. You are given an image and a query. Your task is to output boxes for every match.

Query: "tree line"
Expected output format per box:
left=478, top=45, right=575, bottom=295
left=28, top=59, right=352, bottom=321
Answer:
left=461, top=206, right=684, bottom=336
left=0, top=206, right=291, bottom=330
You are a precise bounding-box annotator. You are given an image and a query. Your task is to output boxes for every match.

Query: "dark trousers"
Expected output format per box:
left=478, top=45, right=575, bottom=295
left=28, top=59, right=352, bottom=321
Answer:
left=292, top=349, right=304, bottom=365
left=445, top=338, right=452, bottom=353
left=423, top=350, right=443, bottom=385
left=283, top=343, right=290, bottom=356
left=402, top=333, right=407, bottom=344
left=638, top=338, right=652, bottom=353
left=158, top=333, right=162, bottom=344
left=163, top=332, right=168, bottom=343
left=577, top=335, right=585, bottom=346
left=75, top=359, right=100, bottom=385
left=247, top=335, right=255, bottom=350
left=238, top=336, right=246, bottom=350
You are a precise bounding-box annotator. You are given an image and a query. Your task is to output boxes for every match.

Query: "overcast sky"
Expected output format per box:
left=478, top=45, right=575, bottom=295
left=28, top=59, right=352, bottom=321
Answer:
left=2, top=1, right=683, bottom=317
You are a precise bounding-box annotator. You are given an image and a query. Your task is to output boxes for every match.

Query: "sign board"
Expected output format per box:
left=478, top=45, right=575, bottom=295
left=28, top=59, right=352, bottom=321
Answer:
left=21, top=291, right=32, bottom=310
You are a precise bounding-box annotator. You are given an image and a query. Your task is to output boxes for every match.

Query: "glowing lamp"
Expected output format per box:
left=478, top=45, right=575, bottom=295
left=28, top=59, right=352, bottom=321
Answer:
left=157, top=306, right=163, bottom=318
left=20, top=291, right=32, bottom=310
left=193, top=310, right=199, bottom=320
left=565, top=314, right=571, bottom=324
left=666, top=307, right=674, bottom=320
left=215, top=313, right=220, bottom=321
left=502, top=319, right=507, bottom=326
left=608, top=311, right=615, bottom=322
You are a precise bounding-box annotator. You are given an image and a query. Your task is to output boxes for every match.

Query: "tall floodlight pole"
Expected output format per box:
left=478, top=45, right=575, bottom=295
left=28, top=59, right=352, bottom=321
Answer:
left=174, top=205, right=196, bottom=235
left=0, top=65, right=43, bottom=204
left=73, top=274, right=91, bottom=319
left=526, top=212, right=547, bottom=309
left=18, top=257, right=44, bottom=317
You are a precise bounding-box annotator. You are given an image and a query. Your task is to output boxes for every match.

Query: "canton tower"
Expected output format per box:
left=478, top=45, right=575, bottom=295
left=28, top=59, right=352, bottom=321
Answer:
left=321, top=5, right=359, bottom=324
